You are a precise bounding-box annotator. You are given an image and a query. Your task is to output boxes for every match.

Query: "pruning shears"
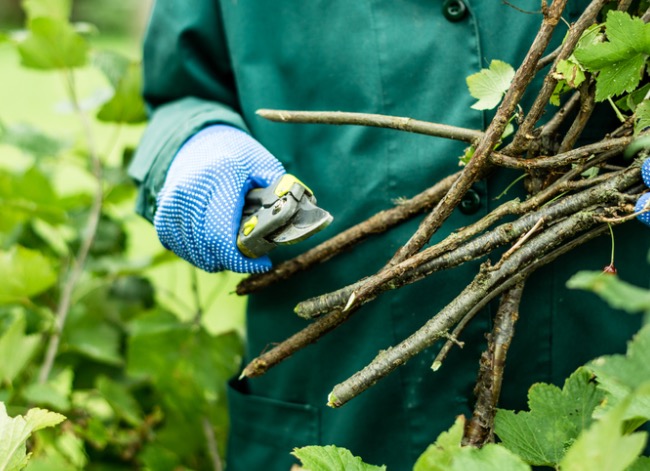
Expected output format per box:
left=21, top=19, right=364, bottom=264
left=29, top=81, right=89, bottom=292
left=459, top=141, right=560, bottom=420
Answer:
left=237, top=174, right=333, bottom=258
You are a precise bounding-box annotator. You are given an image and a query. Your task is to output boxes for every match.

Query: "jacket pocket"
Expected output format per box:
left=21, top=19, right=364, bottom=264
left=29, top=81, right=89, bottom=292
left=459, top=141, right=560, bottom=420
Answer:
left=226, top=378, right=320, bottom=471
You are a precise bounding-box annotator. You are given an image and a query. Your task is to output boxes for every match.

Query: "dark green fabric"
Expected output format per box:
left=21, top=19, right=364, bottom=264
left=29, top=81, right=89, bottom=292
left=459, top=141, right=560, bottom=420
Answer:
left=130, top=1, right=649, bottom=469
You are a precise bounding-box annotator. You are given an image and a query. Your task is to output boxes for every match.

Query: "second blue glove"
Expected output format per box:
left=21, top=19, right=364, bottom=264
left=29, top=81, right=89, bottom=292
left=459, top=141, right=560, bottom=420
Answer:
left=154, top=124, right=286, bottom=273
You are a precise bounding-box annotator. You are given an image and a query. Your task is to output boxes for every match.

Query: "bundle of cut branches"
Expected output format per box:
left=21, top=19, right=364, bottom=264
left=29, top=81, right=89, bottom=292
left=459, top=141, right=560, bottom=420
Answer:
left=234, top=0, right=650, bottom=446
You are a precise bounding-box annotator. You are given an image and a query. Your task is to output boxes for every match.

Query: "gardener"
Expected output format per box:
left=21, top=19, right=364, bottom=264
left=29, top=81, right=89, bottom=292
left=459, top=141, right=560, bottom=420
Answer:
left=129, top=1, right=649, bottom=469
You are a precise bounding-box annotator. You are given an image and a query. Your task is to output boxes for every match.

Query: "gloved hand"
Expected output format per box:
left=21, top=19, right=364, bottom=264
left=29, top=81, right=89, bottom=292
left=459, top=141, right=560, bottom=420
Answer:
left=635, top=159, right=650, bottom=226
left=154, top=124, right=286, bottom=273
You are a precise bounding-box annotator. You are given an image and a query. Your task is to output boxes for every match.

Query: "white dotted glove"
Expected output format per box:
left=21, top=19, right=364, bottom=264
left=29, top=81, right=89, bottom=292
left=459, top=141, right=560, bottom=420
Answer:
left=154, top=125, right=286, bottom=273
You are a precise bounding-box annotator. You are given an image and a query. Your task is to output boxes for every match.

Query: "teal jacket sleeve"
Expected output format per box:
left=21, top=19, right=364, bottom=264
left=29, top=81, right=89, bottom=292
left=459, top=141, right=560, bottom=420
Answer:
left=128, top=0, right=248, bottom=222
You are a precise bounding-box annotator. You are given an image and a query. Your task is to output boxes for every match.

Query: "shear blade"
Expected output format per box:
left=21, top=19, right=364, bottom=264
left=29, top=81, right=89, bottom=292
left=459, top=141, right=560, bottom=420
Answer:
left=270, top=204, right=333, bottom=245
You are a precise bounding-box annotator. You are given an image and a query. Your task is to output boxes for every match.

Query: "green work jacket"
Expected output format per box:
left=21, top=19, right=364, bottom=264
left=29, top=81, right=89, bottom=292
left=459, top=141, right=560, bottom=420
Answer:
left=130, top=1, right=649, bottom=469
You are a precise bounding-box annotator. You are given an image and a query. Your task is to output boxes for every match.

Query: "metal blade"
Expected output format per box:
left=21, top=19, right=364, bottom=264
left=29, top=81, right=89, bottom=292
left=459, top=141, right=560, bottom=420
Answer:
left=270, top=199, right=333, bottom=245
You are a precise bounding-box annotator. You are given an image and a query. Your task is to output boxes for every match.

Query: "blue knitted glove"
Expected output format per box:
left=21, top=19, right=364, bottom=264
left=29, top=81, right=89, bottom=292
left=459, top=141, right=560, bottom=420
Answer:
left=154, top=125, right=286, bottom=273
left=635, top=159, right=650, bottom=226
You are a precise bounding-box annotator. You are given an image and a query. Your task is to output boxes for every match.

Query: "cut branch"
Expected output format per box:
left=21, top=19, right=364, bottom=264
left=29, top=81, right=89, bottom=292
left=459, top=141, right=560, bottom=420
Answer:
left=327, top=215, right=612, bottom=408
left=241, top=165, right=640, bottom=379
left=256, top=109, right=484, bottom=143
left=296, top=164, right=638, bottom=319
left=463, top=283, right=525, bottom=447
left=489, top=136, right=631, bottom=169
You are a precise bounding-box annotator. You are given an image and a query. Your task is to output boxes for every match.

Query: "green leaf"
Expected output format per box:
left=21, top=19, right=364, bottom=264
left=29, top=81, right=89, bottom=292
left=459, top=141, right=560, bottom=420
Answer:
left=587, top=325, right=650, bottom=422
left=0, top=246, right=56, bottom=304
left=292, top=445, right=386, bottom=471
left=95, top=376, right=143, bottom=427
left=635, top=100, right=650, bottom=135
left=0, top=122, right=68, bottom=158
left=23, top=368, right=73, bottom=411
left=63, top=320, right=122, bottom=366
left=559, top=384, right=649, bottom=471
left=414, top=417, right=530, bottom=471
left=17, top=17, right=88, bottom=70
left=554, top=58, right=587, bottom=89
left=22, top=0, right=72, bottom=21
left=0, top=167, right=67, bottom=237
left=0, top=314, right=41, bottom=384
left=494, top=368, right=605, bottom=467
left=628, top=456, right=650, bottom=471
left=615, top=83, right=650, bottom=112
left=567, top=271, right=650, bottom=315
left=92, top=50, right=130, bottom=89
left=0, top=402, right=66, bottom=471
left=466, top=60, right=515, bottom=110
left=127, top=312, right=242, bottom=458
left=573, top=11, right=650, bottom=101
left=447, top=444, right=530, bottom=471
left=414, top=416, right=464, bottom=471
left=96, top=61, right=147, bottom=124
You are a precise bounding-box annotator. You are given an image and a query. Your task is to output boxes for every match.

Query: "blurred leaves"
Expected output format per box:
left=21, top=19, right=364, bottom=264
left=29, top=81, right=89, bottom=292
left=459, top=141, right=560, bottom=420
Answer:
left=22, top=0, right=72, bottom=21
left=0, top=1, right=244, bottom=470
left=96, top=58, right=147, bottom=124
left=587, top=324, right=650, bottom=423
left=0, top=122, right=69, bottom=158
left=0, top=314, right=41, bottom=384
left=127, top=311, right=242, bottom=460
left=0, top=246, right=56, bottom=304
left=0, top=167, right=67, bottom=239
left=17, top=17, right=88, bottom=70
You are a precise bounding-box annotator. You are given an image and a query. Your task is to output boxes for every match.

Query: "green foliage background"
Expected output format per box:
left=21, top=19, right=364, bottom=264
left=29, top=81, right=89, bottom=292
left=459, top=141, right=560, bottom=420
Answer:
left=0, top=1, right=248, bottom=469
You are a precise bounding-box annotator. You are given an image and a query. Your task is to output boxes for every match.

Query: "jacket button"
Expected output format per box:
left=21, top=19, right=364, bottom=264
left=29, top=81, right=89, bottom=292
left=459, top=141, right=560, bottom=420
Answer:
left=459, top=189, right=481, bottom=215
left=443, top=0, right=468, bottom=22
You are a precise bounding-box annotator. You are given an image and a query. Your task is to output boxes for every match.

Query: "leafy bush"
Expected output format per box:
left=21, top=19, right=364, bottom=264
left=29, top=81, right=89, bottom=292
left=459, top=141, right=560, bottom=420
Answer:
left=0, top=1, right=242, bottom=469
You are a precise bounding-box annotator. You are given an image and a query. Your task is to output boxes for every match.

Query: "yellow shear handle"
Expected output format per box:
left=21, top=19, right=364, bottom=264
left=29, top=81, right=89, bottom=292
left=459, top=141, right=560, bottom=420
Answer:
left=273, top=174, right=313, bottom=198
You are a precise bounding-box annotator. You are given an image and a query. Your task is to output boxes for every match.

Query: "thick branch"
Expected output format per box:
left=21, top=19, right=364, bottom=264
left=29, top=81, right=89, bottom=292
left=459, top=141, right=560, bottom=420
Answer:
left=463, top=283, right=525, bottom=447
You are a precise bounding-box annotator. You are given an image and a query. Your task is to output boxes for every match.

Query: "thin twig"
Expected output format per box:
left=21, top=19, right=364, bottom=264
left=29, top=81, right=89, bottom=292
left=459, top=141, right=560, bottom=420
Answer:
left=432, top=300, right=488, bottom=372
left=39, top=70, right=104, bottom=384
left=557, top=80, right=597, bottom=152
left=490, top=136, right=630, bottom=169
left=510, top=0, right=609, bottom=153
left=202, top=417, right=223, bottom=471
left=498, top=217, right=545, bottom=265
left=536, top=44, right=563, bottom=73
left=539, top=91, right=581, bottom=137
left=256, top=110, right=484, bottom=143
left=191, top=266, right=204, bottom=323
